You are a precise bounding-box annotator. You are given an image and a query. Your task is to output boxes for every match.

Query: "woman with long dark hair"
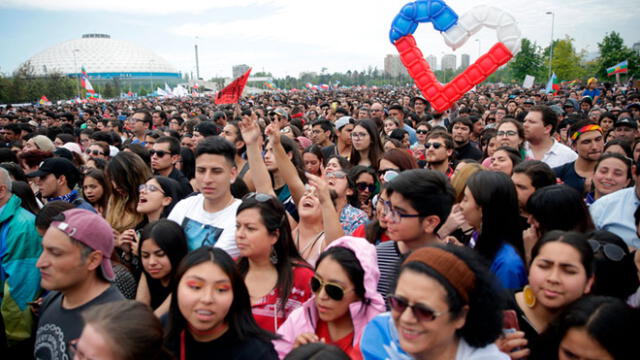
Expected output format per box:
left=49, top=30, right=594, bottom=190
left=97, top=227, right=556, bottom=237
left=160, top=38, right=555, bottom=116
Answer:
left=460, top=171, right=527, bottom=289
left=164, top=247, right=278, bottom=359
left=82, top=168, right=111, bottom=217
left=235, top=193, right=313, bottom=332
left=350, top=120, right=383, bottom=170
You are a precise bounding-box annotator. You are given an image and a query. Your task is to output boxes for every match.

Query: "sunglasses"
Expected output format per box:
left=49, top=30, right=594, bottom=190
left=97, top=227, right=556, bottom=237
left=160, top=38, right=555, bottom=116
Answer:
left=138, top=183, right=165, bottom=194
left=356, top=182, right=376, bottom=193
left=85, top=149, right=103, bottom=156
left=243, top=192, right=274, bottom=202
left=326, top=171, right=347, bottom=179
left=388, top=295, right=441, bottom=322
left=588, top=239, right=625, bottom=262
left=424, top=142, right=443, bottom=149
left=377, top=168, right=400, bottom=177
left=416, top=130, right=429, bottom=135
left=310, top=276, right=351, bottom=301
left=149, top=150, right=172, bottom=157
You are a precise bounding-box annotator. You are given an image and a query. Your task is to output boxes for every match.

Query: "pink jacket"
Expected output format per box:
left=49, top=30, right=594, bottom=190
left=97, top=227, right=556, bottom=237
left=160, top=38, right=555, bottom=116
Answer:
left=274, top=236, right=386, bottom=359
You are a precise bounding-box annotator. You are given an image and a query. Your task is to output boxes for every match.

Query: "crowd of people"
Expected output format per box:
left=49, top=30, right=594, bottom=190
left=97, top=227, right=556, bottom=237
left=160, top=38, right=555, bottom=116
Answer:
left=0, top=79, right=639, bottom=359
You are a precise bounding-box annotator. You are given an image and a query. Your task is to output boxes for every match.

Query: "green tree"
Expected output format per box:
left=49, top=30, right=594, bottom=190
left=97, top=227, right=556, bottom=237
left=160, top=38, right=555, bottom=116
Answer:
left=103, top=83, right=116, bottom=98
left=508, top=38, right=544, bottom=82
left=550, top=36, right=585, bottom=80
left=596, top=31, right=639, bottom=78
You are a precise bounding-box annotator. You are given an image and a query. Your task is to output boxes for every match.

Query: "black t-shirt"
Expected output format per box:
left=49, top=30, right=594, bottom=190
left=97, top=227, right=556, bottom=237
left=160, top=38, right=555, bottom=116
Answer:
left=146, top=273, right=171, bottom=310
left=166, top=328, right=278, bottom=360
left=455, top=142, right=483, bottom=161
left=553, top=161, right=585, bottom=194
left=34, top=285, right=124, bottom=360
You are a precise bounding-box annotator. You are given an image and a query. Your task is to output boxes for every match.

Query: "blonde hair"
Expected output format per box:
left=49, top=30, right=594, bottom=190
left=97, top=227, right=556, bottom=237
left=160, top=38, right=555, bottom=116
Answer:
left=451, top=163, right=483, bottom=203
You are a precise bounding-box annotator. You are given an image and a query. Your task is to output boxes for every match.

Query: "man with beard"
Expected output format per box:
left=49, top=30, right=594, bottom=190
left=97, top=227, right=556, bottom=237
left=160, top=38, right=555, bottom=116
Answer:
left=450, top=117, right=483, bottom=161
left=553, top=120, right=604, bottom=194
left=424, top=131, right=455, bottom=177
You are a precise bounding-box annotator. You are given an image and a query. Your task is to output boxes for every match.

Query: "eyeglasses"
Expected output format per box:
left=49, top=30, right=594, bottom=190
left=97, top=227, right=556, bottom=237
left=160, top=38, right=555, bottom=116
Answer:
left=383, top=200, right=422, bottom=223
left=149, top=150, right=172, bottom=157
left=243, top=192, right=274, bottom=202
left=326, top=171, right=347, bottom=179
left=138, top=183, right=165, bottom=194
left=351, top=132, right=368, bottom=139
left=85, top=149, right=103, bottom=156
left=588, top=239, right=625, bottom=262
left=497, top=130, right=517, bottom=137
left=424, top=142, right=443, bottom=149
left=311, top=276, right=352, bottom=301
left=487, top=118, right=496, bottom=122
left=280, top=127, right=292, bottom=134
left=356, top=182, right=376, bottom=193
left=388, top=295, right=441, bottom=322
left=416, top=130, right=429, bottom=135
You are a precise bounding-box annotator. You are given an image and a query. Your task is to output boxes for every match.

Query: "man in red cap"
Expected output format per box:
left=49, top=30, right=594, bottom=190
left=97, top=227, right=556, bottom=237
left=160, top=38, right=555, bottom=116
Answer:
left=34, top=208, right=123, bottom=360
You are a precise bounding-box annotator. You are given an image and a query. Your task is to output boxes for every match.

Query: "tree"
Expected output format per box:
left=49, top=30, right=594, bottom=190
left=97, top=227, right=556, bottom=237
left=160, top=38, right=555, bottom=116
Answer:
left=550, top=36, right=585, bottom=80
left=508, top=38, right=544, bottom=82
left=103, top=83, right=116, bottom=98
left=596, top=31, right=639, bottom=78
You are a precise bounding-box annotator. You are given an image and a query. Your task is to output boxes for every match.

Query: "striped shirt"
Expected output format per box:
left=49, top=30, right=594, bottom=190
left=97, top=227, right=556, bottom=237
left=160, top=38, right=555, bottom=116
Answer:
left=375, top=241, right=404, bottom=299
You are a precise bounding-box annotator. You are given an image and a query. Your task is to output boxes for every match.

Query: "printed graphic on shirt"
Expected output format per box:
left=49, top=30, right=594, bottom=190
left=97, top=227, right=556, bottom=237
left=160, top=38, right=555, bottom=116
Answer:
left=34, top=323, right=69, bottom=360
left=182, top=217, right=224, bottom=251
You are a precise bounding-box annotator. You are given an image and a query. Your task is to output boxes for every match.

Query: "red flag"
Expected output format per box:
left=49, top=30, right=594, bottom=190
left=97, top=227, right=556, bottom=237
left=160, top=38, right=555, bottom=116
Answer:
left=215, top=68, right=252, bottom=104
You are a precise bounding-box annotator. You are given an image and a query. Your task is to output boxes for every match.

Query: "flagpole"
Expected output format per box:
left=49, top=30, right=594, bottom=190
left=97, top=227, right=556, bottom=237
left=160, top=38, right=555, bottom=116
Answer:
left=616, top=73, right=620, bottom=85
left=546, top=11, right=554, bottom=81
left=72, top=49, right=80, bottom=99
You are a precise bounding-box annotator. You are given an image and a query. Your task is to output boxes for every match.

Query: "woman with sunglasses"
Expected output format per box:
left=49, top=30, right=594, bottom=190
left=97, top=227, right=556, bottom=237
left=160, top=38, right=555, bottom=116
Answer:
left=235, top=192, right=314, bottom=333
left=350, top=120, right=384, bottom=170
left=361, top=244, right=507, bottom=359
left=586, top=230, right=639, bottom=301
left=136, top=220, right=188, bottom=316
left=377, top=149, right=418, bottom=186
left=499, top=231, right=594, bottom=359
left=349, top=166, right=377, bottom=219
left=274, top=236, right=385, bottom=359
left=164, top=247, right=278, bottom=359
left=82, top=168, right=111, bottom=217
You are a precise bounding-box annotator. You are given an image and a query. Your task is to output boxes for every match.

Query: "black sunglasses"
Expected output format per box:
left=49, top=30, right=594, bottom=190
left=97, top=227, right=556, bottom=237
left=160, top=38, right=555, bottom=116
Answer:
left=356, top=182, right=376, bottom=193
left=310, top=276, right=350, bottom=301
left=588, top=239, right=625, bottom=262
left=416, top=130, right=429, bottom=135
left=149, top=150, right=172, bottom=157
left=85, top=149, right=103, bottom=156
left=387, top=295, right=441, bottom=322
left=424, top=142, right=443, bottom=149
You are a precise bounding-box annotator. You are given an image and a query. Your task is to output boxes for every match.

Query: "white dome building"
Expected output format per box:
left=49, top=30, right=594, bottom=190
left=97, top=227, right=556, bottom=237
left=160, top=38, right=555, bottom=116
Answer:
left=24, top=34, right=180, bottom=80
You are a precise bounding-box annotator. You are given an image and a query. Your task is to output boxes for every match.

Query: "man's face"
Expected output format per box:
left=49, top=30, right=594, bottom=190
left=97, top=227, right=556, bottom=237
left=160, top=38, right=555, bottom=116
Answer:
left=152, top=112, right=163, bottom=127
left=385, top=191, right=428, bottom=243
left=614, top=126, right=637, bottom=142
left=511, top=172, right=535, bottom=212
left=181, top=136, right=195, bottom=150
left=523, top=111, right=549, bottom=141
left=580, top=102, right=591, bottom=113
left=357, top=108, right=370, bottom=119
left=338, top=124, right=354, bottom=145
left=573, top=131, right=603, bottom=162
left=36, top=173, right=61, bottom=198
left=389, top=109, right=404, bottom=121
left=221, top=124, right=239, bottom=144
left=311, top=125, right=328, bottom=145
left=370, top=104, right=384, bottom=119
left=451, top=123, right=471, bottom=144
left=416, top=125, right=429, bottom=143
left=195, top=154, right=237, bottom=202
left=414, top=100, right=427, bottom=113
left=495, top=109, right=506, bottom=121
left=151, top=142, right=176, bottom=172
left=192, top=131, right=205, bottom=147
left=425, top=137, right=451, bottom=163
left=1, top=129, right=18, bottom=141
left=36, top=228, right=95, bottom=291
left=144, top=135, right=156, bottom=150
left=131, top=113, right=147, bottom=133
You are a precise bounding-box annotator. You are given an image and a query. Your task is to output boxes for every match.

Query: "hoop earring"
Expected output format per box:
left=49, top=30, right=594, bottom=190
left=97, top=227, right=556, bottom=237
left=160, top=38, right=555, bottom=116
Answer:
left=523, top=285, right=536, bottom=308
left=270, top=247, right=278, bottom=265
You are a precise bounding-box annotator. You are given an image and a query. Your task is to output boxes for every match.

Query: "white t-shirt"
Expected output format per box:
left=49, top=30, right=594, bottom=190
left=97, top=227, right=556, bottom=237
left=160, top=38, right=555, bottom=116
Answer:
left=524, top=139, right=578, bottom=168
left=168, top=194, right=240, bottom=257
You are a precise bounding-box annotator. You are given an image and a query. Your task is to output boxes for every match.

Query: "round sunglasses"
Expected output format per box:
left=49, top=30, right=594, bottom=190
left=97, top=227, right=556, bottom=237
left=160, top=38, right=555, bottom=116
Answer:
left=387, top=294, right=441, bottom=322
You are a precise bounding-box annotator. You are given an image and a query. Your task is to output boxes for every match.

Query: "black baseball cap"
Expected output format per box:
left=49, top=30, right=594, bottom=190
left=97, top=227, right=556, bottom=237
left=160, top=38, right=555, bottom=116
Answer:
left=27, top=157, right=80, bottom=179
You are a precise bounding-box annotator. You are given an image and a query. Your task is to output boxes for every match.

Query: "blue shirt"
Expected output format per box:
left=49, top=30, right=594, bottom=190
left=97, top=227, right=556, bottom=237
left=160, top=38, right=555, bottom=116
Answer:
left=402, top=124, right=417, bottom=145
left=490, top=243, right=528, bottom=290
left=590, top=187, right=640, bottom=248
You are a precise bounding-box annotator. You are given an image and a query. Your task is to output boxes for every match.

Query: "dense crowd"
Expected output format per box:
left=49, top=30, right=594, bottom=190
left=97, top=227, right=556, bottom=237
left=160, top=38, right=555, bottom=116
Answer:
left=0, top=79, right=639, bottom=360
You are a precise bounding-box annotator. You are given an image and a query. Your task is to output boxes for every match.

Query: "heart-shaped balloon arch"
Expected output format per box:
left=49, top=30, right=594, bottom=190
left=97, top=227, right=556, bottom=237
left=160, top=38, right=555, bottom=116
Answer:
left=390, top=1, right=522, bottom=112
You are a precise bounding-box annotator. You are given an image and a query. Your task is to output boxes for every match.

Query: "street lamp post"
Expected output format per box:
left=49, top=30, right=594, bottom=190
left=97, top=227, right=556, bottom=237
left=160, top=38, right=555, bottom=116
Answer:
left=72, top=49, right=80, bottom=99
left=149, top=60, right=154, bottom=95
left=475, top=38, right=481, bottom=60
left=546, top=11, right=555, bottom=80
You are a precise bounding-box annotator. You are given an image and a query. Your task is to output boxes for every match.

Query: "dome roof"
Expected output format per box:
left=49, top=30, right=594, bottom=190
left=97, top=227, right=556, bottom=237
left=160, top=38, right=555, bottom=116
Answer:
left=24, top=34, right=180, bottom=79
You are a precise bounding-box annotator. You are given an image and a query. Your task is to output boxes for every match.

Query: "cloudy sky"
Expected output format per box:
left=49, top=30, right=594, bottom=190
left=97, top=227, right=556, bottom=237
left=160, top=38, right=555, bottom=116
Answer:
left=0, top=0, right=638, bottom=79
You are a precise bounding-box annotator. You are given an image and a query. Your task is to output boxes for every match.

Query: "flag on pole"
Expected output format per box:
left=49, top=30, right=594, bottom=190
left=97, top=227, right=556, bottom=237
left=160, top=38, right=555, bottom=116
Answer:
left=39, top=96, right=49, bottom=104
left=80, top=66, right=95, bottom=94
left=214, top=68, right=252, bottom=104
left=545, top=73, right=559, bottom=94
left=606, top=60, right=628, bottom=76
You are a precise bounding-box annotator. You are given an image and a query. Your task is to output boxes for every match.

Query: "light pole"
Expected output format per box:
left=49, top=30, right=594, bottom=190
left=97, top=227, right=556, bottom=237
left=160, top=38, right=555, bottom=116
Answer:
left=149, top=59, right=154, bottom=95
left=546, top=11, right=555, bottom=80
left=475, top=38, right=481, bottom=60
left=194, top=36, right=201, bottom=82
left=72, top=49, right=80, bottom=98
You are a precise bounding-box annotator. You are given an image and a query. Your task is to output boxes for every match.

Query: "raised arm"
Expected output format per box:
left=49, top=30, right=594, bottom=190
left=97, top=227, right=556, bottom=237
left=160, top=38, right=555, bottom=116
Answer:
left=306, top=172, right=344, bottom=248
left=239, top=117, right=276, bottom=197
left=266, top=119, right=306, bottom=205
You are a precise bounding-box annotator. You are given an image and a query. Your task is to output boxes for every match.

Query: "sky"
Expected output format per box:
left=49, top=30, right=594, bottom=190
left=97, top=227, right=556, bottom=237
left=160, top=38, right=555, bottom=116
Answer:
left=0, top=0, right=638, bottom=79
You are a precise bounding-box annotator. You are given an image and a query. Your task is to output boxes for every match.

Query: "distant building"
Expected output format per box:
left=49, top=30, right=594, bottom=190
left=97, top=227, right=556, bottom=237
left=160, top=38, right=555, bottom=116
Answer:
left=442, top=54, right=456, bottom=71
left=426, top=55, right=437, bottom=70
left=460, top=54, right=470, bottom=69
left=232, top=64, right=250, bottom=79
left=299, top=71, right=318, bottom=79
left=633, top=42, right=640, bottom=56
left=384, top=54, right=408, bottom=77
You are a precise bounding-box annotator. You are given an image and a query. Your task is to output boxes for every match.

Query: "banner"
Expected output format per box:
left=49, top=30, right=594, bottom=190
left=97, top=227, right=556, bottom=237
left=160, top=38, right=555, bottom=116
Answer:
left=522, top=75, right=535, bottom=89
left=607, top=60, right=628, bottom=76
left=215, top=68, right=252, bottom=104
left=545, top=73, right=559, bottom=94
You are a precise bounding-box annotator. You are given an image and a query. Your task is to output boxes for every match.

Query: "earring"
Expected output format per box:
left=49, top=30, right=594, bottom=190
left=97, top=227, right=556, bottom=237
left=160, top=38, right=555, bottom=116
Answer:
left=523, top=285, right=536, bottom=308
left=270, top=247, right=278, bottom=265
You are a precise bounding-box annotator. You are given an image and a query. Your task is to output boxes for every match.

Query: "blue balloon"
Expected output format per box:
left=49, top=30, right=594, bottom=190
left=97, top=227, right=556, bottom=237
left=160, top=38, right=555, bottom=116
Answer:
left=389, top=0, right=459, bottom=44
